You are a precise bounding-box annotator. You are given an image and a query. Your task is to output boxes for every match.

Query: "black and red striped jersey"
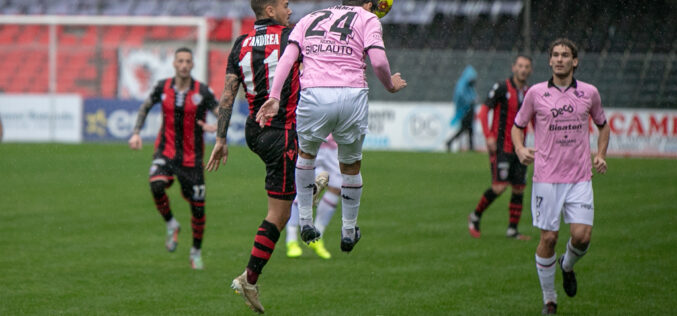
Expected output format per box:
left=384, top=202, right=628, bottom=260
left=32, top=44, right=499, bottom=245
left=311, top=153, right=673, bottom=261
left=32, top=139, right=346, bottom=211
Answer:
left=226, top=18, right=300, bottom=130
left=150, top=77, right=218, bottom=167
left=484, top=77, right=529, bottom=154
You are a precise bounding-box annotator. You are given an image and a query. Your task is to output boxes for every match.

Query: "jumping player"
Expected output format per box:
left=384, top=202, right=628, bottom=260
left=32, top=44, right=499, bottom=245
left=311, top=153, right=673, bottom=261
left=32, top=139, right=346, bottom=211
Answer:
left=129, top=47, right=218, bottom=270
left=511, top=38, right=610, bottom=314
left=257, top=0, right=407, bottom=253
left=468, top=55, right=533, bottom=240
left=206, top=0, right=298, bottom=313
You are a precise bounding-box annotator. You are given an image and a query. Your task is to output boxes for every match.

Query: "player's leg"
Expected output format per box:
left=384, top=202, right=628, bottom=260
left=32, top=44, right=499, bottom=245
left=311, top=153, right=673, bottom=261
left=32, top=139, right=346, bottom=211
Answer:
left=465, top=111, right=474, bottom=151
left=307, top=184, right=339, bottom=260
left=507, top=154, right=530, bottom=239
left=148, top=157, right=180, bottom=252
left=245, top=197, right=292, bottom=283
left=313, top=146, right=341, bottom=236
left=296, top=150, right=321, bottom=243
left=506, top=183, right=529, bottom=239
left=332, top=88, right=369, bottom=253
left=468, top=153, right=507, bottom=238
left=559, top=181, right=595, bottom=298
left=285, top=199, right=302, bottom=258
left=446, top=125, right=464, bottom=151
left=232, top=127, right=296, bottom=314
left=306, top=150, right=340, bottom=259
left=315, top=186, right=339, bottom=235
left=295, top=87, right=338, bottom=243
left=532, top=182, right=566, bottom=312
left=337, top=136, right=365, bottom=253
left=177, top=167, right=206, bottom=270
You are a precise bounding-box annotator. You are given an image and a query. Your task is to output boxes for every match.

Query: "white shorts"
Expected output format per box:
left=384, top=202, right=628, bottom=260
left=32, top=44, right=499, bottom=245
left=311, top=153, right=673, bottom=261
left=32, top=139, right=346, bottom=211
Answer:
left=531, top=181, right=594, bottom=231
left=296, top=87, right=369, bottom=164
left=316, top=144, right=341, bottom=189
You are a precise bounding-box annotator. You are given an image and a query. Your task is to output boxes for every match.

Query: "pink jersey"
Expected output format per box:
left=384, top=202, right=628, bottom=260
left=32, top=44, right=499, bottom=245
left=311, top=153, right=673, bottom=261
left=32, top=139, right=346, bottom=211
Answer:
left=288, top=5, right=385, bottom=88
left=514, top=78, right=607, bottom=183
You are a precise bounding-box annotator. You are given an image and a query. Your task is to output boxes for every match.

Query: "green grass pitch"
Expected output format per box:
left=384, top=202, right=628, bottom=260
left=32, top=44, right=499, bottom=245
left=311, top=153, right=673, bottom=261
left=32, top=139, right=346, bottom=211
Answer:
left=0, top=144, right=675, bottom=315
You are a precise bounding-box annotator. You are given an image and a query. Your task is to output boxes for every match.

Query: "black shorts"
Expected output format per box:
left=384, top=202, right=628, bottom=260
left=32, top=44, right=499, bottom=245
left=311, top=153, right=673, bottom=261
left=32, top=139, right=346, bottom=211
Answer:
left=149, top=154, right=206, bottom=203
left=245, top=119, right=297, bottom=200
left=490, top=152, right=527, bottom=187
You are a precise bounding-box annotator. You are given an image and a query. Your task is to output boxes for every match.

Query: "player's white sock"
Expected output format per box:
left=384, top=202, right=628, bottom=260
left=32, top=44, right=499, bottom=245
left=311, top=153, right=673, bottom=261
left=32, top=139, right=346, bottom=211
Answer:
left=286, top=201, right=300, bottom=243
left=286, top=225, right=298, bottom=243
left=314, top=191, right=339, bottom=235
left=535, top=254, right=557, bottom=304
left=341, top=173, right=362, bottom=230
left=562, top=238, right=588, bottom=272
left=167, top=217, right=179, bottom=230
left=295, top=157, right=316, bottom=225
left=190, top=247, right=201, bottom=257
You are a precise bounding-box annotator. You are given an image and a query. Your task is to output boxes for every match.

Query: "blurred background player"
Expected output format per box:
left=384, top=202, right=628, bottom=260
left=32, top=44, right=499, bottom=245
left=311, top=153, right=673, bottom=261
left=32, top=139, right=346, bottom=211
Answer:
left=206, top=0, right=298, bottom=313
left=258, top=0, right=407, bottom=253
left=512, top=38, right=610, bottom=315
left=128, top=47, right=218, bottom=270
left=446, top=65, right=477, bottom=152
left=286, top=135, right=341, bottom=259
left=468, top=55, right=533, bottom=240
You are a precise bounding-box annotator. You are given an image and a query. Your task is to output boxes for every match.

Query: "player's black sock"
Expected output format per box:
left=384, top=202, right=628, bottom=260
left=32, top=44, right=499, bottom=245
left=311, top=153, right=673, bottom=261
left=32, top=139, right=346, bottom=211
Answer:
left=509, top=192, right=524, bottom=229
left=150, top=181, right=173, bottom=222
left=246, top=220, right=280, bottom=285
left=190, top=204, right=205, bottom=249
left=474, top=188, right=499, bottom=218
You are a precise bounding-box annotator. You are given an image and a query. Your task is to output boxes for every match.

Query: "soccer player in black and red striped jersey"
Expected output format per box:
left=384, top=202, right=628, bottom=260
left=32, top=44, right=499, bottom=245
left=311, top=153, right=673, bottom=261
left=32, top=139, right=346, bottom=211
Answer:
left=129, top=47, right=218, bottom=270
left=468, top=55, right=533, bottom=240
left=205, top=0, right=298, bottom=313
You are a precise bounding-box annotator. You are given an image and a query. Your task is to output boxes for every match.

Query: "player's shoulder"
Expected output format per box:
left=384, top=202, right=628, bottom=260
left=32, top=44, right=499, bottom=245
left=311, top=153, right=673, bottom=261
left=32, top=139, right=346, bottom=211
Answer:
left=155, top=78, right=171, bottom=89
left=228, top=34, right=249, bottom=57
left=196, top=81, right=215, bottom=96
left=298, top=9, right=327, bottom=23
left=233, top=33, right=249, bottom=47
left=281, top=25, right=294, bottom=37
left=495, top=79, right=509, bottom=90
left=524, top=81, right=548, bottom=96
left=530, top=81, right=550, bottom=91
left=574, top=79, right=599, bottom=93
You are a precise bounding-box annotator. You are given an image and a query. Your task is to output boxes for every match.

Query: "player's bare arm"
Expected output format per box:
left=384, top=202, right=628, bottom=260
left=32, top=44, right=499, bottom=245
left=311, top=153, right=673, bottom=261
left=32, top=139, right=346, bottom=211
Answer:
left=206, top=74, right=239, bottom=172
left=478, top=105, right=496, bottom=154
left=593, top=123, right=610, bottom=174
left=511, top=125, right=535, bottom=165
left=129, top=97, right=154, bottom=150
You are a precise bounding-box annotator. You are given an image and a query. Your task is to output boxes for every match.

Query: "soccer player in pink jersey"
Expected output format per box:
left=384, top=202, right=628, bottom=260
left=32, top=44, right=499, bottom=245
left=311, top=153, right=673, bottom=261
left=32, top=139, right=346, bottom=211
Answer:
left=511, top=38, right=610, bottom=315
left=258, top=0, right=407, bottom=253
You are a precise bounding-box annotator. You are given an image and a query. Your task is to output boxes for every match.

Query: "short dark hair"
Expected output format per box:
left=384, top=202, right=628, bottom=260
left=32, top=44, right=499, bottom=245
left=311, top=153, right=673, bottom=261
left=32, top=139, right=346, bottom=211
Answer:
left=251, top=0, right=278, bottom=18
left=513, top=54, right=532, bottom=64
left=548, top=38, right=578, bottom=59
left=343, top=0, right=377, bottom=7
left=175, top=47, right=193, bottom=56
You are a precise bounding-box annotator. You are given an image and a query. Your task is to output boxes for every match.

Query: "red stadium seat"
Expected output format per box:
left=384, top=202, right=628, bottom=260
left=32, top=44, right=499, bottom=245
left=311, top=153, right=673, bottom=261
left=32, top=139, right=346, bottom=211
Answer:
left=208, top=49, right=229, bottom=95
left=240, top=18, right=256, bottom=36
left=148, top=25, right=171, bottom=40
left=172, top=26, right=195, bottom=39
left=209, top=18, right=233, bottom=42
